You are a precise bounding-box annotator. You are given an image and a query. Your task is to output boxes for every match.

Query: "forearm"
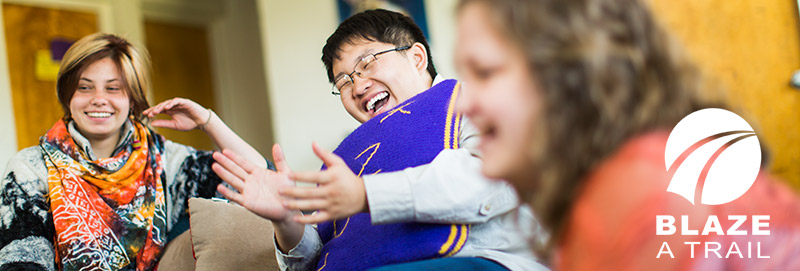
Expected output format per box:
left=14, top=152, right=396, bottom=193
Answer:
left=274, top=223, right=322, bottom=271
left=201, top=110, right=267, bottom=168
left=272, top=216, right=306, bottom=253
left=365, top=148, right=520, bottom=224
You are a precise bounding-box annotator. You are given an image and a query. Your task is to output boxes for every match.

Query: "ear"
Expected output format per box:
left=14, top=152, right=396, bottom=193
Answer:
left=408, top=42, right=429, bottom=77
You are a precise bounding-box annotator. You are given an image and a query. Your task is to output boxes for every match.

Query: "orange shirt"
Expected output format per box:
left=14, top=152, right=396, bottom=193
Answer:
left=555, top=131, right=800, bottom=271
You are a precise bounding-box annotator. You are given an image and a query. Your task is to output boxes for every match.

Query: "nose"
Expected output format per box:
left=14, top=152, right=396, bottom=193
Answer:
left=351, top=72, right=371, bottom=97
left=90, top=92, right=109, bottom=106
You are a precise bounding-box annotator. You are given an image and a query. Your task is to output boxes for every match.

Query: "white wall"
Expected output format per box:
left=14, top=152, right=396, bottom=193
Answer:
left=208, top=0, right=274, bottom=156
left=255, top=0, right=459, bottom=171
left=425, top=0, right=458, bottom=80
left=256, top=0, right=360, bottom=171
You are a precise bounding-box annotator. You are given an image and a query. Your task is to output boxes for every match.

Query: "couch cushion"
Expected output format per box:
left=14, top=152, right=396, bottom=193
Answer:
left=188, top=197, right=278, bottom=271
left=157, top=230, right=195, bottom=271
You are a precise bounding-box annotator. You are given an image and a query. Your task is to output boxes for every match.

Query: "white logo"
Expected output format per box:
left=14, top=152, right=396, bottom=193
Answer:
left=664, top=108, right=761, bottom=205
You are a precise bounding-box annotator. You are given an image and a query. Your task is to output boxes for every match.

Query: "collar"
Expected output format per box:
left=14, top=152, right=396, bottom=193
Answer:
left=67, top=119, right=135, bottom=160
left=432, top=74, right=446, bottom=87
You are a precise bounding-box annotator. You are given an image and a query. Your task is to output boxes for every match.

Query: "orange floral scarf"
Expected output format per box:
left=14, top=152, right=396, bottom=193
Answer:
left=40, top=120, right=167, bottom=271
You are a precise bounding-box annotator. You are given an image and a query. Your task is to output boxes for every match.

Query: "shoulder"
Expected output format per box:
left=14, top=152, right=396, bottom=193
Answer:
left=8, top=146, right=45, bottom=164
left=566, top=131, right=679, bottom=245
left=4, top=146, right=46, bottom=176
left=559, top=131, right=704, bottom=269
left=2, top=146, right=48, bottom=194
left=161, top=139, right=198, bottom=171
left=581, top=131, right=672, bottom=201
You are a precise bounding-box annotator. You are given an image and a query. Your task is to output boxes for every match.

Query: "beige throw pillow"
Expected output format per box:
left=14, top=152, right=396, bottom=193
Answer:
left=188, top=197, right=279, bottom=271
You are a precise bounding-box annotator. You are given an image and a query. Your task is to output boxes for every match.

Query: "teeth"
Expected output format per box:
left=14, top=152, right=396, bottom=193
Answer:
left=366, top=92, right=389, bottom=111
left=87, top=112, right=112, bottom=118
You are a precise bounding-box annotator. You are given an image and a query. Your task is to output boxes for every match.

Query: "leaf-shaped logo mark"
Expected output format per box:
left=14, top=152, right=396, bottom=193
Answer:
left=665, top=108, right=761, bottom=205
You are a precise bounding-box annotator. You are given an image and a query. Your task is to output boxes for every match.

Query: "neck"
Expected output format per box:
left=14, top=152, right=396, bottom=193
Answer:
left=87, top=132, right=121, bottom=159
left=423, top=74, right=434, bottom=89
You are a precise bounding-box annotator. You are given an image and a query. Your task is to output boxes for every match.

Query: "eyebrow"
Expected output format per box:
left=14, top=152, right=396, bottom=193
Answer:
left=80, top=78, right=120, bottom=83
left=334, top=49, right=378, bottom=79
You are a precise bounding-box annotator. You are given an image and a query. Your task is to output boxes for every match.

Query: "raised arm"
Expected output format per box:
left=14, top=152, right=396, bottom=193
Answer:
left=143, top=97, right=267, bottom=168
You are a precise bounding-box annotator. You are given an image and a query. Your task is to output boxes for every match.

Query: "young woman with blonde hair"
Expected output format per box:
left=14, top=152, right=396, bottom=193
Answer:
left=0, top=33, right=270, bottom=270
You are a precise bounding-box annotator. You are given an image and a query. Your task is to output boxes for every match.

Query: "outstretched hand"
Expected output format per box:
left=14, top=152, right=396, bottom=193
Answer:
left=212, top=145, right=295, bottom=222
left=280, top=142, right=367, bottom=224
left=143, top=97, right=211, bottom=131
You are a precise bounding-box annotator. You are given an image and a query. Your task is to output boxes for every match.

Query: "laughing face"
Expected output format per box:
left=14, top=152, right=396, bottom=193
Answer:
left=69, top=57, right=131, bottom=143
left=332, top=39, right=432, bottom=123
left=456, top=2, right=542, bottom=184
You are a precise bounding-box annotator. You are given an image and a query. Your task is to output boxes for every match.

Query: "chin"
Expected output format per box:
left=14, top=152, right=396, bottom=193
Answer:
left=76, top=122, right=121, bottom=138
left=483, top=160, right=530, bottom=185
left=480, top=162, right=506, bottom=181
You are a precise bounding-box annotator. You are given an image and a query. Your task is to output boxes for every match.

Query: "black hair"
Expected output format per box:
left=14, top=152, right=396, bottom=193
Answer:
left=321, top=9, right=437, bottom=83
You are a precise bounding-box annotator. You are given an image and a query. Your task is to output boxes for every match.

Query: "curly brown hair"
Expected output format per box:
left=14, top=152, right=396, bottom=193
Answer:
left=458, top=0, right=717, bottom=256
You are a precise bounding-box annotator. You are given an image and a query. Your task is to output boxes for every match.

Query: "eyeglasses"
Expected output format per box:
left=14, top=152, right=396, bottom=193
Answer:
left=331, top=45, right=412, bottom=96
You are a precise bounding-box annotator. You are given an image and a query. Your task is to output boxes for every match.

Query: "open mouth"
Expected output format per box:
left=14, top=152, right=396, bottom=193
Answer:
left=365, top=91, right=389, bottom=115
left=85, top=111, right=113, bottom=118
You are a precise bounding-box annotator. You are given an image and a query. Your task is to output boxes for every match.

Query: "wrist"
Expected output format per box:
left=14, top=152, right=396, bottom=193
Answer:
left=361, top=179, right=370, bottom=213
left=198, top=108, right=214, bottom=131
left=273, top=210, right=301, bottom=228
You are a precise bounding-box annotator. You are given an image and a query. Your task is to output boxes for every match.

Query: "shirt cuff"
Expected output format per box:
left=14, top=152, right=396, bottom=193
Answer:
left=363, top=170, right=415, bottom=224
left=275, top=225, right=321, bottom=271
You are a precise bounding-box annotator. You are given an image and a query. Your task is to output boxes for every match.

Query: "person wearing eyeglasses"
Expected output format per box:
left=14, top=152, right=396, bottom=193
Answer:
left=210, top=9, right=547, bottom=271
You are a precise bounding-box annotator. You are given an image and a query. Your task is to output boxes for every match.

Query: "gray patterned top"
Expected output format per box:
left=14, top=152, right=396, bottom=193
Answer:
left=0, top=121, right=271, bottom=271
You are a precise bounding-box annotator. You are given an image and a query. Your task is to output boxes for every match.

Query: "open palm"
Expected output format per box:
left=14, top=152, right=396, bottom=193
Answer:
left=212, top=145, right=296, bottom=222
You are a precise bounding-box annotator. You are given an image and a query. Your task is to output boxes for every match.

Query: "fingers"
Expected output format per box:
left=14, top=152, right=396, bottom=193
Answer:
left=272, top=144, right=292, bottom=173
left=143, top=97, right=186, bottom=117
left=222, top=149, right=257, bottom=174
left=144, top=99, right=170, bottom=117
left=289, top=171, right=331, bottom=184
left=293, top=211, right=331, bottom=225
left=282, top=197, right=328, bottom=212
left=149, top=119, right=179, bottom=130
left=211, top=161, right=245, bottom=192
left=216, top=184, right=244, bottom=205
left=162, top=97, right=182, bottom=113
left=311, top=142, right=345, bottom=168
left=212, top=152, right=249, bottom=182
left=280, top=186, right=327, bottom=199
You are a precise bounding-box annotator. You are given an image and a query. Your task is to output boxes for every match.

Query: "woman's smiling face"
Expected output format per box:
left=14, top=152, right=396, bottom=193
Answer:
left=456, top=2, right=543, bottom=185
left=69, top=57, right=130, bottom=142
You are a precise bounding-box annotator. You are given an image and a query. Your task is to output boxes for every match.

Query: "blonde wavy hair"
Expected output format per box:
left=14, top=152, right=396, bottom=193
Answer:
left=56, top=33, right=152, bottom=122
left=458, top=0, right=717, bottom=256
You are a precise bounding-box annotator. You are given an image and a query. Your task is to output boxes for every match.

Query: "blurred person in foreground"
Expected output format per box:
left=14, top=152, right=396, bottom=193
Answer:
left=455, top=0, right=800, bottom=269
left=0, top=33, right=270, bottom=270
left=211, top=9, right=546, bottom=271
